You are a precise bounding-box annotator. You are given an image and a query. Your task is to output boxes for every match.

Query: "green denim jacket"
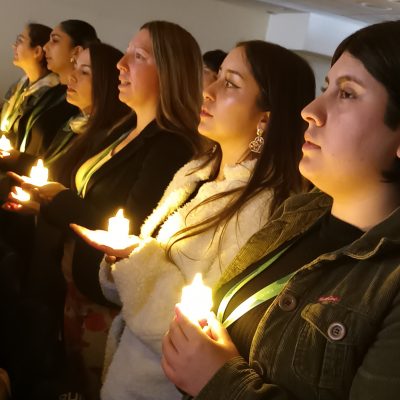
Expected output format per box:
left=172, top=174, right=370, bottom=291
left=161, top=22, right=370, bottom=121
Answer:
left=197, top=191, right=400, bottom=400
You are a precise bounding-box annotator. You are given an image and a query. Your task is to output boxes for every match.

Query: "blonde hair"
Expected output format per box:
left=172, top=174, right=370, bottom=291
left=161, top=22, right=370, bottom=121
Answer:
left=141, top=21, right=204, bottom=153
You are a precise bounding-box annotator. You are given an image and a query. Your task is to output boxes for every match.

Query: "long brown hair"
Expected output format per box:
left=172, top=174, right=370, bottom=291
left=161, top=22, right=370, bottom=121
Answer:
left=60, top=42, right=131, bottom=178
left=167, top=40, right=316, bottom=256
left=140, top=21, right=205, bottom=155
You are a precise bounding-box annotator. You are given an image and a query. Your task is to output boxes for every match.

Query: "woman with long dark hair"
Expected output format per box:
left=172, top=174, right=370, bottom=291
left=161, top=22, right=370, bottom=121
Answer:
left=162, top=20, right=400, bottom=400
left=74, top=39, right=315, bottom=399
left=8, top=20, right=204, bottom=400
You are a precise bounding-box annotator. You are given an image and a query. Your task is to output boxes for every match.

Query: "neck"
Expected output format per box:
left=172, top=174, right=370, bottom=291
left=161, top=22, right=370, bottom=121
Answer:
left=331, top=183, right=400, bottom=231
left=217, top=142, right=250, bottom=181
left=24, top=65, right=48, bottom=85
left=128, top=105, right=157, bottom=140
left=58, top=65, right=74, bottom=85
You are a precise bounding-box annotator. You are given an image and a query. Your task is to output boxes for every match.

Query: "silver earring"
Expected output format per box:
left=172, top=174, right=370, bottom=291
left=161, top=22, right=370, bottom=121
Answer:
left=249, top=128, right=264, bottom=154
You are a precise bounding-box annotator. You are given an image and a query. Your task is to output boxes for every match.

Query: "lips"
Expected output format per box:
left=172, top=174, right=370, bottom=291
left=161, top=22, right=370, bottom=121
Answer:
left=302, top=132, right=321, bottom=151
left=200, top=107, right=213, bottom=118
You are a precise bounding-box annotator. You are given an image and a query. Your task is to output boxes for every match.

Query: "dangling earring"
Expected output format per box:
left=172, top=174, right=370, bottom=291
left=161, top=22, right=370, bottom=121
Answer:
left=249, top=127, right=264, bottom=154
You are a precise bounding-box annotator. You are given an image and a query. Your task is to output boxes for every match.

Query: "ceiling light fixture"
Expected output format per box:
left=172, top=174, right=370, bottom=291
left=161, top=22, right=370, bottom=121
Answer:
left=359, top=1, right=393, bottom=9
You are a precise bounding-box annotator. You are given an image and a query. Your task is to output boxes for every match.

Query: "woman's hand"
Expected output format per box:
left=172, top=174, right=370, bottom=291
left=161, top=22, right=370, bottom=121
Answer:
left=70, top=223, right=140, bottom=258
left=162, top=304, right=240, bottom=396
left=2, top=186, right=41, bottom=215
left=0, top=149, right=19, bottom=160
left=7, top=171, right=67, bottom=204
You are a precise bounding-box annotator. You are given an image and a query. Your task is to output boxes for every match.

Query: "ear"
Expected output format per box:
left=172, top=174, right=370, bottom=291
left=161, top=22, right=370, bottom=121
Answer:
left=71, top=45, right=84, bottom=62
left=33, top=46, right=44, bottom=61
left=256, top=111, right=271, bottom=134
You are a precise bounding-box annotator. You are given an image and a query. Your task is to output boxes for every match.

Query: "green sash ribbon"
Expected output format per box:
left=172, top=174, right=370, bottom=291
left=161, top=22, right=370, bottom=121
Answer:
left=217, top=244, right=293, bottom=328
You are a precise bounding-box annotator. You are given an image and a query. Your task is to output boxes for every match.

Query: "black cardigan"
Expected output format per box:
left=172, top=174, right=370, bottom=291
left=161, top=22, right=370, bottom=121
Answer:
left=30, top=120, right=194, bottom=305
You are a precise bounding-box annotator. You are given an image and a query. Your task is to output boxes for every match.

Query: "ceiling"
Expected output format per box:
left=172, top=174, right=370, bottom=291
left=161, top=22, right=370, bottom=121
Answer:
left=221, top=0, right=400, bottom=23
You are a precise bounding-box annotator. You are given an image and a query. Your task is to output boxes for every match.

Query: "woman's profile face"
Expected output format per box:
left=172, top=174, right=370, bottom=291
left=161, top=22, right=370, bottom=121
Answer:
left=43, top=25, right=74, bottom=75
left=117, top=28, right=159, bottom=111
left=199, top=46, right=265, bottom=153
left=66, top=48, right=92, bottom=114
left=300, top=51, right=400, bottom=196
left=12, top=26, right=38, bottom=70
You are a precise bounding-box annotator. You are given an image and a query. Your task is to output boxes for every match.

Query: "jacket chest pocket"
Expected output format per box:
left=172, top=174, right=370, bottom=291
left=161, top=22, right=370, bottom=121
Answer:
left=292, top=302, right=372, bottom=391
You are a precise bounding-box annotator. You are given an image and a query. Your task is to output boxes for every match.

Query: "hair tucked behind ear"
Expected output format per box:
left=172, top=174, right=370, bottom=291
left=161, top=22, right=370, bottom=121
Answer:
left=166, top=40, right=316, bottom=260
left=59, top=43, right=131, bottom=180
left=27, top=23, right=52, bottom=68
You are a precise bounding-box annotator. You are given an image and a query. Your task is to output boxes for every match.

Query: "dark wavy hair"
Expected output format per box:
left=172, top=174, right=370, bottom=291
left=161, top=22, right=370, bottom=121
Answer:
left=27, top=23, right=52, bottom=68
left=203, top=49, right=227, bottom=73
left=60, top=42, right=131, bottom=179
left=167, top=40, right=316, bottom=257
left=332, top=20, right=400, bottom=182
left=59, top=19, right=100, bottom=48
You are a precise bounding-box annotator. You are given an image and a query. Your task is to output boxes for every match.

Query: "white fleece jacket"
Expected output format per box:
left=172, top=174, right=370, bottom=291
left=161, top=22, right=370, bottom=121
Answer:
left=99, top=158, right=273, bottom=400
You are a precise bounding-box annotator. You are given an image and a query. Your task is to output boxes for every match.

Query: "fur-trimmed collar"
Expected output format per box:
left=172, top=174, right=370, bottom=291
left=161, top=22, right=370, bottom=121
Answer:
left=140, top=157, right=256, bottom=239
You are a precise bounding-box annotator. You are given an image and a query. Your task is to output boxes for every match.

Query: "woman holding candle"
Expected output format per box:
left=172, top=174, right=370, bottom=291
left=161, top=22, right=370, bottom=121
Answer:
left=0, top=20, right=99, bottom=198
left=6, top=21, right=204, bottom=400
left=0, top=22, right=85, bottom=161
left=0, top=41, right=130, bottom=400
left=162, top=20, right=400, bottom=400
left=73, top=40, right=315, bottom=399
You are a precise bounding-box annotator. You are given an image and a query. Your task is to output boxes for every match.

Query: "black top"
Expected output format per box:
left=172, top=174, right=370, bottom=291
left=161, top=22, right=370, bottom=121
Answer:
left=214, top=212, right=363, bottom=360
left=29, top=120, right=194, bottom=305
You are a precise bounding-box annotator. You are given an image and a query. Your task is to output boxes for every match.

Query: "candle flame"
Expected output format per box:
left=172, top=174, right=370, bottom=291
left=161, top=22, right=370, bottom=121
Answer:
left=180, top=273, right=213, bottom=323
left=116, top=208, right=124, bottom=218
left=0, top=135, right=13, bottom=151
left=14, top=186, right=30, bottom=202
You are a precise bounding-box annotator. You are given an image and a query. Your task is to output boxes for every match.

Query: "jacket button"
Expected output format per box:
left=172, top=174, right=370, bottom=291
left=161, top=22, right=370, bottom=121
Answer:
left=278, top=294, right=297, bottom=311
left=327, top=322, right=346, bottom=341
left=251, top=361, right=264, bottom=376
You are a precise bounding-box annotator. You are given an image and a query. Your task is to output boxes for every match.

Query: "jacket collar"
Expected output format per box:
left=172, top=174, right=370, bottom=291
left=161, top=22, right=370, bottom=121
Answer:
left=218, top=190, right=400, bottom=288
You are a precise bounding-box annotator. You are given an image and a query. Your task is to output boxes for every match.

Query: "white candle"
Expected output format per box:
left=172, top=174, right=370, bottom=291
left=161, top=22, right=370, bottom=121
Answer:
left=28, top=159, right=48, bottom=186
left=0, top=135, right=13, bottom=152
left=107, top=209, right=130, bottom=247
left=13, top=186, right=31, bottom=202
left=180, top=273, right=213, bottom=323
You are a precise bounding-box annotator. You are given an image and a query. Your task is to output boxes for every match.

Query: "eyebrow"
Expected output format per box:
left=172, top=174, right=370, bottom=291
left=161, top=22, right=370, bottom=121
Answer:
left=128, top=44, right=151, bottom=55
left=225, top=69, right=245, bottom=80
left=325, top=75, right=365, bottom=87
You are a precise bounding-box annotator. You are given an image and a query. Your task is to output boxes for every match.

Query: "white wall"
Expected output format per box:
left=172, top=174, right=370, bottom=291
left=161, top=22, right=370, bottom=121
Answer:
left=296, top=51, right=331, bottom=95
left=0, top=0, right=269, bottom=99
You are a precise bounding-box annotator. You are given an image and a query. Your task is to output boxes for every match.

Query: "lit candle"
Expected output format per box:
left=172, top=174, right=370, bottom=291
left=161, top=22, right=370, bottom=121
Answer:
left=180, top=273, right=213, bottom=323
left=0, top=135, right=13, bottom=155
left=28, top=159, right=48, bottom=186
left=107, top=209, right=130, bottom=247
left=13, top=186, right=31, bottom=202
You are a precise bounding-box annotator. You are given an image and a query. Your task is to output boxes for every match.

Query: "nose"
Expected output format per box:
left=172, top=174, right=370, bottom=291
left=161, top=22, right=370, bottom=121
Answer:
left=68, top=70, right=77, bottom=84
left=117, top=54, right=128, bottom=72
left=203, top=79, right=217, bottom=103
left=301, top=95, right=325, bottom=127
left=43, top=41, right=49, bottom=54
